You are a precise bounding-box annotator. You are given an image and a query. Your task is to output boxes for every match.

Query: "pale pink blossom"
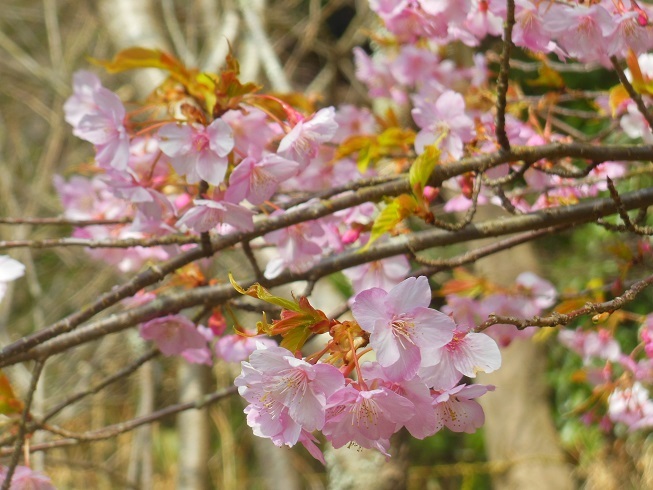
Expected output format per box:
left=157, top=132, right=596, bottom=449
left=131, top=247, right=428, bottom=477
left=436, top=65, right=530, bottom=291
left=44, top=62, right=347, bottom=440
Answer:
left=432, top=383, right=494, bottom=433
left=419, top=329, right=501, bottom=390
left=225, top=153, right=299, bottom=205
left=412, top=90, right=475, bottom=160
left=465, top=0, right=504, bottom=40
left=351, top=276, right=456, bottom=381
left=558, top=328, right=621, bottom=364
left=263, top=207, right=325, bottom=278
left=176, top=198, right=255, bottom=234
left=543, top=3, right=616, bottom=64
left=607, top=382, right=653, bottom=429
left=333, top=105, right=377, bottom=143
left=343, top=255, right=411, bottom=295
left=180, top=325, right=214, bottom=365
left=215, top=333, right=276, bottom=363
left=139, top=315, right=208, bottom=356
left=236, top=344, right=345, bottom=435
left=608, top=11, right=653, bottom=57
left=512, top=0, right=556, bottom=53
left=278, top=107, right=338, bottom=166
left=515, top=272, right=557, bottom=310
left=158, top=119, right=234, bottom=185
left=63, top=70, right=102, bottom=128
left=620, top=102, right=653, bottom=144
left=64, top=72, right=130, bottom=171
left=323, top=384, right=414, bottom=452
left=0, top=465, right=55, bottom=490
left=361, top=362, right=437, bottom=439
left=221, top=108, right=278, bottom=159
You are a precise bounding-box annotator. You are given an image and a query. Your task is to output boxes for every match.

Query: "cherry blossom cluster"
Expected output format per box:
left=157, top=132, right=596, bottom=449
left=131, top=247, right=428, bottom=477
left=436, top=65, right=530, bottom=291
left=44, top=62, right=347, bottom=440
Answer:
left=370, top=0, right=653, bottom=64
left=43, top=0, right=653, bottom=471
left=558, top=311, right=653, bottom=432
left=234, top=276, right=501, bottom=462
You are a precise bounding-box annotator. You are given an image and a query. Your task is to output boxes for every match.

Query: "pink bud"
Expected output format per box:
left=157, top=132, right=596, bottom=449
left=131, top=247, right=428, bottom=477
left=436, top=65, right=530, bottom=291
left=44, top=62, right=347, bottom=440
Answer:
left=423, top=185, right=440, bottom=202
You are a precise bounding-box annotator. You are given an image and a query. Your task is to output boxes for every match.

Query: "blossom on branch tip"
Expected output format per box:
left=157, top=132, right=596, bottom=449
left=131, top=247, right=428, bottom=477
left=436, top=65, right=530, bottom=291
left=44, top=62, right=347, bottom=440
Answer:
left=432, top=383, right=494, bottom=433
left=158, top=119, right=234, bottom=185
left=351, top=276, right=456, bottom=381
left=412, top=90, right=475, bottom=160
left=322, top=384, right=414, bottom=453
left=277, top=107, right=338, bottom=166
left=225, top=153, right=300, bottom=205
left=176, top=198, right=255, bottom=234
left=139, top=315, right=208, bottom=356
left=235, top=344, right=345, bottom=437
left=64, top=71, right=130, bottom=171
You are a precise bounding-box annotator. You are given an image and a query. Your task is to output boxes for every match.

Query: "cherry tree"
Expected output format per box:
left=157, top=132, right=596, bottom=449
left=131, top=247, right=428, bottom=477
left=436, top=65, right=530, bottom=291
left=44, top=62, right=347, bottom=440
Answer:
left=3, top=0, right=653, bottom=487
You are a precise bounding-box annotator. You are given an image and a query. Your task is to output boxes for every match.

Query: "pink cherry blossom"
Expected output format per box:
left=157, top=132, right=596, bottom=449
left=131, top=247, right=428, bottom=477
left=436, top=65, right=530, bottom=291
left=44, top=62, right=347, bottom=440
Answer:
left=225, top=153, right=299, bottom=205
left=215, top=333, right=277, bottom=363
left=351, top=276, right=456, bottom=381
left=343, top=255, right=411, bottom=295
left=543, top=3, right=616, bottom=64
left=432, top=383, right=494, bottom=433
left=465, top=0, right=504, bottom=40
left=180, top=325, right=215, bottom=365
left=176, top=198, right=255, bottom=234
left=361, top=362, right=438, bottom=439
left=158, top=119, right=234, bottom=185
left=419, top=329, right=501, bottom=390
left=263, top=206, right=325, bottom=278
left=323, top=384, right=414, bottom=452
left=278, top=107, right=338, bottom=166
left=558, top=328, right=621, bottom=364
left=515, top=271, right=557, bottom=310
left=63, top=70, right=102, bottom=128
left=0, top=465, right=55, bottom=490
left=65, top=71, right=131, bottom=171
left=235, top=344, right=345, bottom=434
left=607, top=382, right=653, bottom=429
left=620, top=102, right=653, bottom=144
left=333, top=105, right=377, bottom=143
left=412, top=90, right=475, bottom=160
left=139, top=315, right=208, bottom=356
left=512, top=0, right=556, bottom=53
left=221, top=108, right=278, bottom=159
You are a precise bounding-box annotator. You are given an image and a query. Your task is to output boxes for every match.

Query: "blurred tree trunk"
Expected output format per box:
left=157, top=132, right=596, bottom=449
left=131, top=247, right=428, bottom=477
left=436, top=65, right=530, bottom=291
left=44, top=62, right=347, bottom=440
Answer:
left=176, top=363, right=211, bottom=490
left=473, top=207, right=576, bottom=490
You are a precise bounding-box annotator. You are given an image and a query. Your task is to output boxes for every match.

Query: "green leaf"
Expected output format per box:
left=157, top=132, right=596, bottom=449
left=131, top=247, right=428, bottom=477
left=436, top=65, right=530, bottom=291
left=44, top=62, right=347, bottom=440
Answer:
left=229, top=274, right=301, bottom=312
left=409, top=145, right=440, bottom=200
left=279, top=326, right=312, bottom=352
left=362, top=194, right=417, bottom=251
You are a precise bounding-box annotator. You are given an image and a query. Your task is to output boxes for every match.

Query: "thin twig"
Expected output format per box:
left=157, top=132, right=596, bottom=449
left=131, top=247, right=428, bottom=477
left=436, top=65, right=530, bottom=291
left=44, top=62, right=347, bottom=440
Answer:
left=0, top=216, right=132, bottom=226
left=476, top=273, right=653, bottom=331
left=410, top=225, right=571, bottom=274
left=610, top=55, right=653, bottom=133
left=1, top=142, right=653, bottom=364
left=1, top=360, right=45, bottom=490
left=495, top=0, right=516, bottom=151
left=0, top=386, right=237, bottom=455
left=6, top=185, right=653, bottom=367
